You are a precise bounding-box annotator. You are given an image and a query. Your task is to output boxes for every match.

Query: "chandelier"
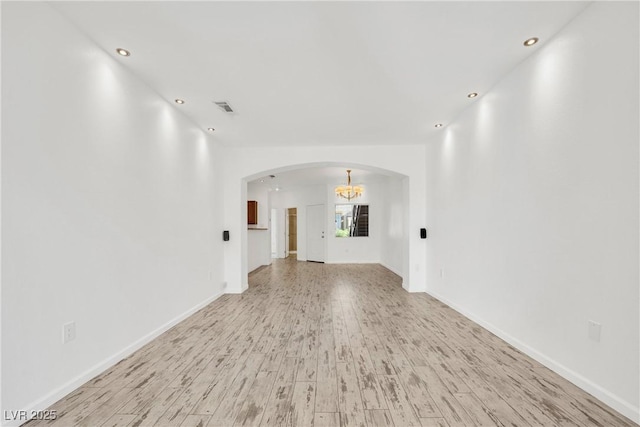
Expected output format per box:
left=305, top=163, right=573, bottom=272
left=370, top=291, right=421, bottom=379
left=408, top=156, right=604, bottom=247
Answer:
left=335, top=169, right=363, bottom=201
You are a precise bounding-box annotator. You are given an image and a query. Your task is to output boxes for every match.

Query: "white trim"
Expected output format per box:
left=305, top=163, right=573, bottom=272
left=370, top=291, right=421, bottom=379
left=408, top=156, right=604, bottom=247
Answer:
left=4, top=292, right=223, bottom=427
left=427, top=290, right=640, bottom=425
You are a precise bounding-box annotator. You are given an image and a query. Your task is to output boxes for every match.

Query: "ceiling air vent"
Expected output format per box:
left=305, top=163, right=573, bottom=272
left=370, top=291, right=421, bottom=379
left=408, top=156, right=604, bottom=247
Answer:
left=214, top=101, right=234, bottom=113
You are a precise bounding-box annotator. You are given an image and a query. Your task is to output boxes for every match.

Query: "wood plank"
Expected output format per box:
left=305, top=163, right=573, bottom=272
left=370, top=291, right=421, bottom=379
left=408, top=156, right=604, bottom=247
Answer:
left=332, top=303, right=353, bottom=363
left=412, top=366, right=475, bottom=427
left=276, top=357, right=301, bottom=384
left=120, top=387, right=184, bottom=427
left=100, top=414, right=137, bottom=427
left=365, top=409, right=395, bottom=427
left=379, top=375, right=421, bottom=427
left=289, top=382, right=316, bottom=427
left=205, top=353, right=265, bottom=423
left=316, top=326, right=338, bottom=413
left=313, top=412, right=341, bottom=427
left=48, top=389, right=127, bottom=427
left=179, top=414, right=211, bottom=427
left=74, top=388, right=134, bottom=427
left=391, top=365, right=441, bottom=418
left=420, top=418, right=450, bottom=427
left=351, top=345, right=387, bottom=410
left=234, top=371, right=277, bottom=427
left=453, top=393, right=499, bottom=427
left=336, top=362, right=367, bottom=427
left=260, top=383, right=294, bottom=426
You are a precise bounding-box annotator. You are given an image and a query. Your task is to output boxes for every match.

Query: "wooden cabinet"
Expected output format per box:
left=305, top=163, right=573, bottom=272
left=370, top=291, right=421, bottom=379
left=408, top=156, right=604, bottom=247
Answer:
left=248, top=200, right=258, bottom=225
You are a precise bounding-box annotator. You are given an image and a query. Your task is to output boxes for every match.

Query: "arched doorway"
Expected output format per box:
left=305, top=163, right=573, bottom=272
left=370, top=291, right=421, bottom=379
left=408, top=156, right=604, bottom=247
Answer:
left=235, top=162, right=417, bottom=293
left=219, top=145, right=428, bottom=295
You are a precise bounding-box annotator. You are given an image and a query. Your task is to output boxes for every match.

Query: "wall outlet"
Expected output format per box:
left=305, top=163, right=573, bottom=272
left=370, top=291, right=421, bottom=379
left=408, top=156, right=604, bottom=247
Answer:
left=588, top=320, right=602, bottom=342
left=62, top=322, right=76, bottom=343
left=440, top=268, right=445, bottom=279
left=222, top=282, right=227, bottom=289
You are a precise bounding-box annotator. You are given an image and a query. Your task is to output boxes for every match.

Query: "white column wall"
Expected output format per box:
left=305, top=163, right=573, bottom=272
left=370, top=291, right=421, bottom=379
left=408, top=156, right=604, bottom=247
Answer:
left=379, top=177, right=405, bottom=276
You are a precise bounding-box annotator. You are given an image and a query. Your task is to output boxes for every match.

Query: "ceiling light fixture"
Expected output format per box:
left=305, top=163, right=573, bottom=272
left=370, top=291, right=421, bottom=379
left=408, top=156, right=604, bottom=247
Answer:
left=524, top=37, right=539, bottom=47
left=335, top=170, right=363, bottom=201
left=207, top=127, right=215, bottom=132
left=467, top=92, right=478, bottom=98
left=175, top=99, right=185, bottom=104
left=435, top=123, right=443, bottom=128
left=116, top=48, right=130, bottom=57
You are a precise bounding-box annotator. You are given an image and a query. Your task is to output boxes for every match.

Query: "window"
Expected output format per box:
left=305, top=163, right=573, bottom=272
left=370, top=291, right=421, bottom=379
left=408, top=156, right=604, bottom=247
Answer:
left=335, top=204, right=369, bottom=237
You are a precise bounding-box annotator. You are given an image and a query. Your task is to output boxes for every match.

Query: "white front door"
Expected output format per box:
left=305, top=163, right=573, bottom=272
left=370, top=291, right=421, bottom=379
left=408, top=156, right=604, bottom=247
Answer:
left=306, top=204, right=325, bottom=262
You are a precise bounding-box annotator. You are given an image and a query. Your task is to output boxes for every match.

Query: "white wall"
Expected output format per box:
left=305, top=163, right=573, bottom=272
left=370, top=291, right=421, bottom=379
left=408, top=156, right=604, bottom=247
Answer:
left=379, top=176, right=404, bottom=276
left=222, top=148, right=426, bottom=295
left=425, top=2, right=639, bottom=422
left=247, top=230, right=270, bottom=273
left=1, top=3, right=224, bottom=423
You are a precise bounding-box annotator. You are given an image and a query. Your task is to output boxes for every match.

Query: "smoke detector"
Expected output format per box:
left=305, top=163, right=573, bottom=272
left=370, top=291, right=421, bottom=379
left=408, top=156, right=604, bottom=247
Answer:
left=213, top=101, right=234, bottom=113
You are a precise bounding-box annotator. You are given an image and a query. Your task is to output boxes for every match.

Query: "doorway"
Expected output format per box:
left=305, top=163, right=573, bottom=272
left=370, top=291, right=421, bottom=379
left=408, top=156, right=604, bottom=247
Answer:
left=287, top=208, right=297, bottom=260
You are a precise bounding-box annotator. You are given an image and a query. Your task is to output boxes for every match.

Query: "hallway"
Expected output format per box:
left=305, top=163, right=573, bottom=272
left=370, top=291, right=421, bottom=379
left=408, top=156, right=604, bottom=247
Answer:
left=28, top=260, right=636, bottom=426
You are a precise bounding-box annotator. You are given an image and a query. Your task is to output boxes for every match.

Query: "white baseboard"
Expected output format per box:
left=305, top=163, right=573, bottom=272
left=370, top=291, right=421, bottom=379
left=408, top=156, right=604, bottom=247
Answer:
left=4, top=292, right=223, bottom=427
left=427, top=290, right=640, bottom=425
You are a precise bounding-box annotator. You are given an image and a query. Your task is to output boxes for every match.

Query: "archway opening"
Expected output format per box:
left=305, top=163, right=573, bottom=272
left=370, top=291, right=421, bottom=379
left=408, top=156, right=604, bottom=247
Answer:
left=243, top=162, right=409, bottom=288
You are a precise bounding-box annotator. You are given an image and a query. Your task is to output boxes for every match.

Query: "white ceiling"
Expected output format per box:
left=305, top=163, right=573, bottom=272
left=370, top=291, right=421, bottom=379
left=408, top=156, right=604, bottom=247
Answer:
left=52, top=1, right=589, bottom=148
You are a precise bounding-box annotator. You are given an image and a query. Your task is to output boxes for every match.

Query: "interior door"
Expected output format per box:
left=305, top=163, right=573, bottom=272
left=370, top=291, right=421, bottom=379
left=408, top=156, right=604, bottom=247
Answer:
left=306, top=204, right=325, bottom=262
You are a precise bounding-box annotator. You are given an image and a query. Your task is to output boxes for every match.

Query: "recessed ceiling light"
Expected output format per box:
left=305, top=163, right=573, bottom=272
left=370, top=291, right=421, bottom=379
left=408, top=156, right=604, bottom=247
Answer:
left=175, top=99, right=185, bottom=104
left=467, top=92, right=478, bottom=98
left=524, top=37, right=539, bottom=47
left=116, top=48, right=130, bottom=57
left=435, top=123, right=443, bottom=128
left=207, top=127, right=215, bottom=132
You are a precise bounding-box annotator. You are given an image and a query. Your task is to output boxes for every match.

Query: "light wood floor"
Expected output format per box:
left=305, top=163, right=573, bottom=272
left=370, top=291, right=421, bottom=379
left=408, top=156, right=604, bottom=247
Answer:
left=28, top=260, right=637, bottom=427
